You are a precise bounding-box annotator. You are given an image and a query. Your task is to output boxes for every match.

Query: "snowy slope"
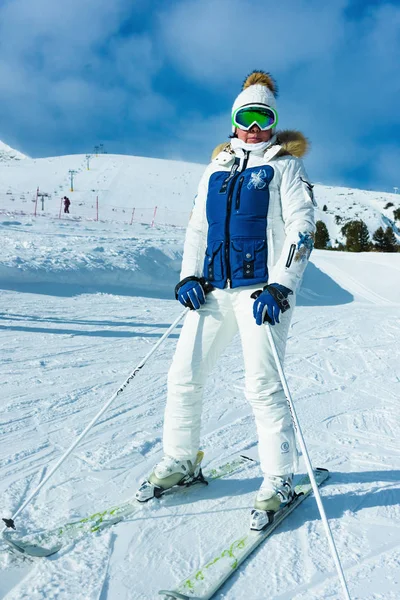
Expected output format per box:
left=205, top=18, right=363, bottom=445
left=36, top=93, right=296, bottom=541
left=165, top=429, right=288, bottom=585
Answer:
left=0, top=217, right=185, bottom=298
left=0, top=153, right=203, bottom=227
left=314, top=184, right=400, bottom=247
left=0, top=152, right=399, bottom=600
left=0, top=141, right=27, bottom=162
left=0, top=148, right=399, bottom=239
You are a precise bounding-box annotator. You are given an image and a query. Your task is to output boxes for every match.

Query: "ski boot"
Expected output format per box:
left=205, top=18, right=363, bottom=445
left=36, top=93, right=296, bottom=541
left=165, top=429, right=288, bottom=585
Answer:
left=250, top=473, right=294, bottom=531
left=135, top=451, right=206, bottom=502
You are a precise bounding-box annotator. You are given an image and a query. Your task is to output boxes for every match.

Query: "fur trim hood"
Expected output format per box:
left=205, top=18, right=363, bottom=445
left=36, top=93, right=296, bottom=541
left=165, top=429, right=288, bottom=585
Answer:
left=211, top=130, right=309, bottom=161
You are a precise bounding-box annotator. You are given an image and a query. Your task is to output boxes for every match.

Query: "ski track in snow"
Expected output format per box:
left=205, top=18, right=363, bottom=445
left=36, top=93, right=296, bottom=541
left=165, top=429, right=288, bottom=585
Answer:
left=0, top=216, right=399, bottom=598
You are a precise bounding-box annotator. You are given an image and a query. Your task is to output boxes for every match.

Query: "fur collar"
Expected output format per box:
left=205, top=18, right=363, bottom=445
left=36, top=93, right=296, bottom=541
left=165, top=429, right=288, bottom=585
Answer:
left=211, top=130, right=309, bottom=161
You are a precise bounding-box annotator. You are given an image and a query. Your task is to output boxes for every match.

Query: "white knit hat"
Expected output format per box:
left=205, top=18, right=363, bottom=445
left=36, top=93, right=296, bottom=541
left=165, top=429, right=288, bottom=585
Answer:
left=232, top=71, right=278, bottom=131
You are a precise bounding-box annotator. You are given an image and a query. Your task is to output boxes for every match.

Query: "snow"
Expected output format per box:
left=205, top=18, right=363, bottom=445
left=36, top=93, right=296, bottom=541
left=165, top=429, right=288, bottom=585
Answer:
left=0, top=148, right=399, bottom=600
left=0, top=141, right=27, bottom=162
left=0, top=153, right=203, bottom=227
left=0, top=150, right=399, bottom=241
left=314, top=184, right=400, bottom=247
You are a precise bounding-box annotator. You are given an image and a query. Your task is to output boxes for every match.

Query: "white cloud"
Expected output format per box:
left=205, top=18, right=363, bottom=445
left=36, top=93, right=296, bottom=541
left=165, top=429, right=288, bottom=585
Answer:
left=158, top=0, right=348, bottom=84
left=110, top=35, right=163, bottom=91
left=0, top=0, right=127, bottom=75
left=156, top=0, right=400, bottom=189
left=0, top=0, right=167, bottom=155
left=158, top=112, right=228, bottom=164
left=0, top=0, right=398, bottom=191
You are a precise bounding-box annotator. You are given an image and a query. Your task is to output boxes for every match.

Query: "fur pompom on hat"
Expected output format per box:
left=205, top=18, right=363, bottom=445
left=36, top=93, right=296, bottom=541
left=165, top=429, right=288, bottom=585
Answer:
left=232, top=70, right=278, bottom=123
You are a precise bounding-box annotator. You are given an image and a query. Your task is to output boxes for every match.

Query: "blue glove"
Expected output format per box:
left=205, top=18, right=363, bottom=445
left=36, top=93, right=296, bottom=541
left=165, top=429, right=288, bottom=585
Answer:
left=175, top=276, right=207, bottom=310
left=251, top=284, right=292, bottom=326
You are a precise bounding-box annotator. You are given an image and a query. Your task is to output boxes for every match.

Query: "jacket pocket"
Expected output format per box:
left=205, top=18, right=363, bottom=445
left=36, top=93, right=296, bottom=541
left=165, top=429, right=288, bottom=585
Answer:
left=204, top=241, right=224, bottom=281
left=231, top=239, right=267, bottom=279
left=285, top=243, right=296, bottom=268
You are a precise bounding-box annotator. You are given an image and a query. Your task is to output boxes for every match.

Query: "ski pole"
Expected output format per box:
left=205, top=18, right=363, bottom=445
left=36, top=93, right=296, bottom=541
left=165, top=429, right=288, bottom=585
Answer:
left=266, top=325, right=351, bottom=600
left=2, top=308, right=189, bottom=533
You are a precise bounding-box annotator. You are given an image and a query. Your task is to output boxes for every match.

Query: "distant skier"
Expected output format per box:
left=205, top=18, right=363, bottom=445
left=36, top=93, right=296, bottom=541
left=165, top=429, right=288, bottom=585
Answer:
left=63, top=196, right=70, bottom=214
left=136, top=71, right=316, bottom=530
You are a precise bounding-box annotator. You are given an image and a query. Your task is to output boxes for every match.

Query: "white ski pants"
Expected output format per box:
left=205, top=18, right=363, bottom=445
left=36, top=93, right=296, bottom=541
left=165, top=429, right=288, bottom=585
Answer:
left=163, top=285, right=298, bottom=476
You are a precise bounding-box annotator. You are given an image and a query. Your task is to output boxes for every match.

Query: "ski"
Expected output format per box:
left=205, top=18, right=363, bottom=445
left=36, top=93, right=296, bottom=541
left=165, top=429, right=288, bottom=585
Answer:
left=2, top=454, right=255, bottom=558
left=159, top=467, right=329, bottom=600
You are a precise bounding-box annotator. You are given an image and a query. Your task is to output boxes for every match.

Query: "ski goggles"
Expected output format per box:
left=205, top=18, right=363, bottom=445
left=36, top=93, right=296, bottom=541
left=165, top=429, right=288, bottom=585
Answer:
left=232, top=104, right=278, bottom=131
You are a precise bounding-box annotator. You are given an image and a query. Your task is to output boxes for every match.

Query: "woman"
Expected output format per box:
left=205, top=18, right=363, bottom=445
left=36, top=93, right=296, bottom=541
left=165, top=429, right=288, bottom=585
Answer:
left=136, top=71, right=315, bottom=530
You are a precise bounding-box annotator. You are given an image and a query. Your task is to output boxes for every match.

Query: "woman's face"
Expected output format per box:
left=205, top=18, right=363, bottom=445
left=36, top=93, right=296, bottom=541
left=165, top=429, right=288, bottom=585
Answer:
left=236, top=124, right=272, bottom=144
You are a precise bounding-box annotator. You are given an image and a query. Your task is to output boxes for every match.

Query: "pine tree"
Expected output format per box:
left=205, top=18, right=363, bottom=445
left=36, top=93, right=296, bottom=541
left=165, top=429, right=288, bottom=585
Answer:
left=359, top=220, right=370, bottom=250
left=383, top=226, right=398, bottom=252
left=373, top=227, right=386, bottom=251
left=393, top=208, right=400, bottom=221
left=314, top=220, right=330, bottom=249
left=341, top=220, right=370, bottom=252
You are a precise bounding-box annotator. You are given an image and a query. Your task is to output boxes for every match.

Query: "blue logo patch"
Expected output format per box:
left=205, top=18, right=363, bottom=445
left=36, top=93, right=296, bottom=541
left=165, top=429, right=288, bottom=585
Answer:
left=294, top=232, right=314, bottom=263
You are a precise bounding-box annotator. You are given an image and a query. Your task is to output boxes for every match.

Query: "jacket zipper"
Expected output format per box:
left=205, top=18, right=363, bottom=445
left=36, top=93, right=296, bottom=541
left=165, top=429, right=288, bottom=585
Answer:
left=235, top=176, right=244, bottom=210
left=242, top=150, right=250, bottom=171
left=225, top=151, right=249, bottom=288
left=225, top=175, right=239, bottom=286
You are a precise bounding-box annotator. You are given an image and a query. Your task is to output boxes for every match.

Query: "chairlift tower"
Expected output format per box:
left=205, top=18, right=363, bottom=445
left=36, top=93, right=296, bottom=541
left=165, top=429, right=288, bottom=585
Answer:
left=37, top=192, right=50, bottom=211
left=69, top=170, right=78, bottom=192
left=85, top=155, right=91, bottom=170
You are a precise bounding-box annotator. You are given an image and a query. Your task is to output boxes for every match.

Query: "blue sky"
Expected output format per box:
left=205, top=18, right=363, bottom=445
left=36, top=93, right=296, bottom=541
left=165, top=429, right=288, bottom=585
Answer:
left=0, top=0, right=399, bottom=192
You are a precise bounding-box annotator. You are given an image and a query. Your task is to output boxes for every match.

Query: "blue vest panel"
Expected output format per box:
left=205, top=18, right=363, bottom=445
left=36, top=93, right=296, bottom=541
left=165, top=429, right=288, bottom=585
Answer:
left=203, top=165, right=274, bottom=289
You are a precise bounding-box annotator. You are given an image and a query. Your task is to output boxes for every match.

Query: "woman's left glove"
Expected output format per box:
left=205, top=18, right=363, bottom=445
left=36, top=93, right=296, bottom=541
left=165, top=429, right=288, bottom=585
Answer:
left=251, top=283, right=293, bottom=326
left=175, top=276, right=211, bottom=310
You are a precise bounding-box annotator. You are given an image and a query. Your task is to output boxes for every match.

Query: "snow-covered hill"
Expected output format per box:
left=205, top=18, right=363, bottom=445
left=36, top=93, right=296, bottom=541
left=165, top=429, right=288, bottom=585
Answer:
left=0, top=148, right=399, bottom=600
left=0, top=147, right=399, bottom=241
left=0, top=140, right=27, bottom=163
left=314, top=184, right=400, bottom=246
left=0, top=152, right=203, bottom=227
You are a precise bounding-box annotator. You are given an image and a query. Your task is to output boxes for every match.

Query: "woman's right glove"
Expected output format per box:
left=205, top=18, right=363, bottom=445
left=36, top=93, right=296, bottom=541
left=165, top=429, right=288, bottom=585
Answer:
left=175, top=276, right=210, bottom=310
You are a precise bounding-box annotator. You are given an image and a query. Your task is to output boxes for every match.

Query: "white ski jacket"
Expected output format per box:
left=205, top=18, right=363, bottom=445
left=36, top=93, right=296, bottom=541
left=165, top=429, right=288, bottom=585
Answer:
left=180, top=130, right=315, bottom=293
